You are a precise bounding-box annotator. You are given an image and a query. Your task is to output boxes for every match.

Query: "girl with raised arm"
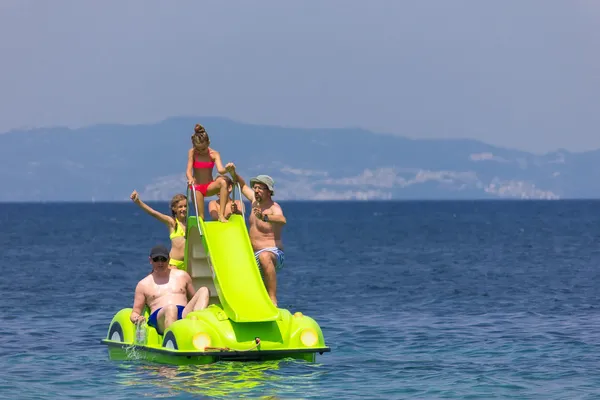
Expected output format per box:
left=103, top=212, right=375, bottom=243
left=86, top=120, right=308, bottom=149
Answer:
left=130, top=191, right=188, bottom=271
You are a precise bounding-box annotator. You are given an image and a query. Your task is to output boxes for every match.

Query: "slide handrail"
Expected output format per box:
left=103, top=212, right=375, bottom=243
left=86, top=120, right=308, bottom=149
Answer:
left=231, top=182, right=246, bottom=218
left=187, top=184, right=203, bottom=236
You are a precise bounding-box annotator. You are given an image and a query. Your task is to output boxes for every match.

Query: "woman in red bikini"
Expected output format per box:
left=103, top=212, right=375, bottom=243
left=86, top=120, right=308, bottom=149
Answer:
left=186, top=123, right=230, bottom=223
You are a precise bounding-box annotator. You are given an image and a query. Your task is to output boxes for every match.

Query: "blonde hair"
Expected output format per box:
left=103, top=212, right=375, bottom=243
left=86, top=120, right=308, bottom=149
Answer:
left=191, top=123, right=210, bottom=147
left=170, top=193, right=187, bottom=218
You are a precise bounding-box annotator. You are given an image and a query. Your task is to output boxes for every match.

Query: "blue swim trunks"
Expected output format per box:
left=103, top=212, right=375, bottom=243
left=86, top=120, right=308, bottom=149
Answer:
left=254, top=247, right=285, bottom=271
left=148, top=305, right=185, bottom=335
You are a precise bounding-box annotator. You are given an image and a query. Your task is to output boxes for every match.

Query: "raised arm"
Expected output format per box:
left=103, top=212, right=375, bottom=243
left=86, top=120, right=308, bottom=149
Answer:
left=130, top=190, right=174, bottom=226
left=226, top=163, right=255, bottom=202
left=130, top=282, right=147, bottom=324
left=237, top=174, right=256, bottom=202
left=186, top=148, right=195, bottom=185
left=210, top=150, right=228, bottom=175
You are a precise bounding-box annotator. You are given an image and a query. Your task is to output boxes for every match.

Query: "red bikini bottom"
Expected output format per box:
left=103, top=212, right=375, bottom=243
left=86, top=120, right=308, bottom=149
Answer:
left=191, top=181, right=214, bottom=196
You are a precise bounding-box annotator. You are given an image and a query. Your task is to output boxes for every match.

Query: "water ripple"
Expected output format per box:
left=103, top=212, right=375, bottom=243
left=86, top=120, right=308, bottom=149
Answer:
left=3, top=201, right=600, bottom=398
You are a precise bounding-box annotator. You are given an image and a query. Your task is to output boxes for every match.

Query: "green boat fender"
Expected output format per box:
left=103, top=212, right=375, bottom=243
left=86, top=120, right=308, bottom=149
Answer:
left=107, top=307, right=158, bottom=345
left=286, top=311, right=327, bottom=348
left=161, top=317, right=224, bottom=351
left=107, top=308, right=136, bottom=343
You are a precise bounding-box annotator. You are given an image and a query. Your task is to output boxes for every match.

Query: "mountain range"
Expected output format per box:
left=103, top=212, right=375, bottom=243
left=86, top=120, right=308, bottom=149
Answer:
left=0, top=116, right=597, bottom=201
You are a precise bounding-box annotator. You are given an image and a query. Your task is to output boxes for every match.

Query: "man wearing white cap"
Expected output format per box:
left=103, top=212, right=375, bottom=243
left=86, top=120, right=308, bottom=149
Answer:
left=225, top=163, right=286, bottom=307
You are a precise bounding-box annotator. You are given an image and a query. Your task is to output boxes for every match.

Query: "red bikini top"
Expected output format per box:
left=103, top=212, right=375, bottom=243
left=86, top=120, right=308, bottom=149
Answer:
left=193, top=151, right=215, bottom=169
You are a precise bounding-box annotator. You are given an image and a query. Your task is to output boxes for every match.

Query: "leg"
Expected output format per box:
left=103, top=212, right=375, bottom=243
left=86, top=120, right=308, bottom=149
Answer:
left=207, top=177, right=228, bottom=223
left=258, top=252, right=278, bottom=307
left=182, top=287, right=210, bottom=317
left=216, top=179, right=229, bottom=223
left=156, top=304, right=180, bottom=334
left=194, top=189, right=205, bottom=220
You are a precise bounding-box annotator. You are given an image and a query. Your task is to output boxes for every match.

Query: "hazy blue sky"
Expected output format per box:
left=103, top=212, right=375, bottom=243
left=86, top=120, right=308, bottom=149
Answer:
left=1, top=1, right=599, bottom=153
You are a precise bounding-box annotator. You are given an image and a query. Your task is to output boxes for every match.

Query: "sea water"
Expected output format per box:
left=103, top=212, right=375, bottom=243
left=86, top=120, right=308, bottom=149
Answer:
left=2, top=200, right=600, bottom=399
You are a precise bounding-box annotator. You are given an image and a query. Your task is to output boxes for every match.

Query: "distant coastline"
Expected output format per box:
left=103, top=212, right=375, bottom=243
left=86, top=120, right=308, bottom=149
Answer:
left=0, top=116, right=596, bottom=201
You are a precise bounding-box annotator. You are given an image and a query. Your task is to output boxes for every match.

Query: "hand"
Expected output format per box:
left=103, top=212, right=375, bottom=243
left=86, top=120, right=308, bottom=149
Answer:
left=187, top=178, right=196, bottom=186
left=132, top=315, right=145, bottom=324
left=130, top=190, right=140, bottom=203
left=225, top=162, right=236, bottom=173
left=253, top=207, right=263, bottom=220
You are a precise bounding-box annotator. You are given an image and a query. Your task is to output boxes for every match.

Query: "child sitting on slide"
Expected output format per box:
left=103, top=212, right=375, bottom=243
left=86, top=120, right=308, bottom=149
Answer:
left=208, top=175, right=244, bottom=221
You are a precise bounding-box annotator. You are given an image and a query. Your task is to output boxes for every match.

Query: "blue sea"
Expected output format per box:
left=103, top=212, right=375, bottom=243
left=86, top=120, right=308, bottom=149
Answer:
left=2, top=200, right=600, bottom=399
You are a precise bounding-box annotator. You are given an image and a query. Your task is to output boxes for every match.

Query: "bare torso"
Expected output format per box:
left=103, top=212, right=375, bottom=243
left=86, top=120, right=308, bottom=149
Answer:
left=248, top=201, right=284, bottom=251
left=140, top=269, right=190, bottom=313
left=170, top=237, right=185, bottom=261
left=169, top=217, right=186, bottom=261
left=192, top=149, right=215, bottom=184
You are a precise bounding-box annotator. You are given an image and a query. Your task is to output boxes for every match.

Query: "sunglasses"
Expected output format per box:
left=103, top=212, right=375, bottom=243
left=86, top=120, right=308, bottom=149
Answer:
left=152, top=256, right=168, bottom=262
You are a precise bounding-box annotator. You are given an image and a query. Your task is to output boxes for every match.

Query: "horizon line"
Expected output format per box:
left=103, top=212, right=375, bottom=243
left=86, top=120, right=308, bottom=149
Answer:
left=2, top=198, right=600, bottom=204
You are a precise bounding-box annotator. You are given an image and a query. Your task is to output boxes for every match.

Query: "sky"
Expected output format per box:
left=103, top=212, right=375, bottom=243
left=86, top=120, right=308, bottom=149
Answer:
left=1, top=0, right=599, bottom=154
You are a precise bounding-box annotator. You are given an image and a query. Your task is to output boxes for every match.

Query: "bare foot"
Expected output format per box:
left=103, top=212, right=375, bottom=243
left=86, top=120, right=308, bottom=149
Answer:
left=218, top=214, right=228, bottom=223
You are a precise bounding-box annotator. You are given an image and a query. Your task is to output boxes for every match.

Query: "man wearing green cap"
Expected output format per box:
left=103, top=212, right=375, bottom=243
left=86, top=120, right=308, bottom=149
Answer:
left=225, top=163, right=286, bottom=307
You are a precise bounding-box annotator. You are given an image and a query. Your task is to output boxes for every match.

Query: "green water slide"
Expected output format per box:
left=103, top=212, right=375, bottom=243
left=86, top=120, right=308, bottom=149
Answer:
left=185, top=214, right=279, bottom=323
